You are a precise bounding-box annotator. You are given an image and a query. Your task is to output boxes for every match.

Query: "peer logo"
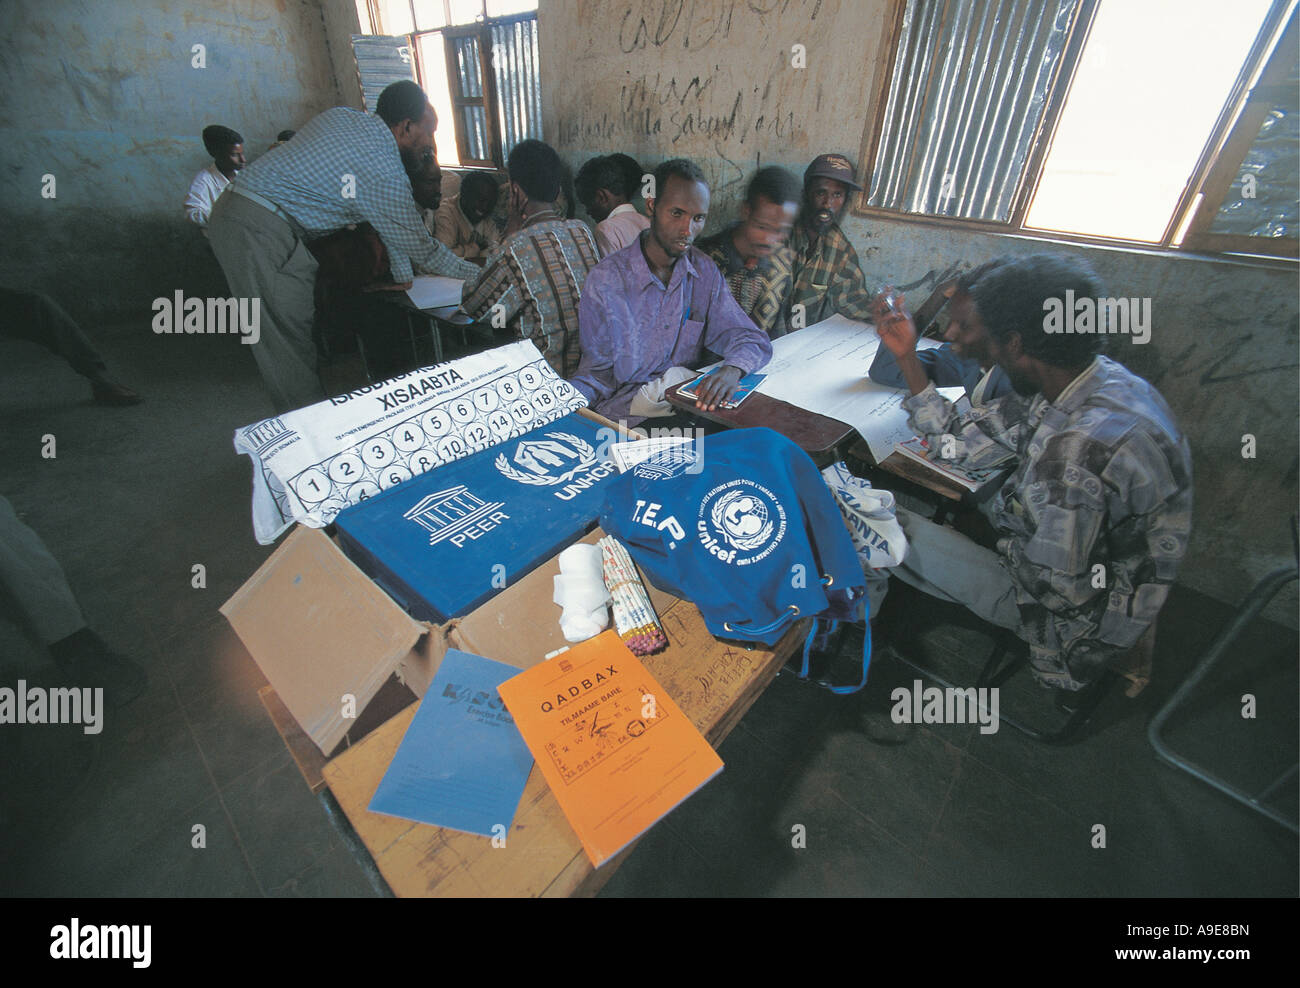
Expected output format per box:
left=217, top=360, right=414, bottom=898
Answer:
left=404, top=485, right=509, bottom=548
left=631, top=444, right=701, bottom=480
left=494, top=432, right=599, bottom=486
left=697, top=479, right=787, bottom=566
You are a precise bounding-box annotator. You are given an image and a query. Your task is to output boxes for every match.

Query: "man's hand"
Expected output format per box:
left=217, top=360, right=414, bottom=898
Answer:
left=361, top=280, right=414, bottom=293
left=693, top=365, right=744, bottom=411
left=870, top=288, right=918, bottom=358
left=870, top=287, right=931, bottom=396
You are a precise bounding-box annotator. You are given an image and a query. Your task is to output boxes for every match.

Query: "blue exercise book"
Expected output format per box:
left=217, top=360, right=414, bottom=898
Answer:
left=334, top=411, right=619, bottom=622
left=676, top=369, right=766, bottom=409
left=368, top=649, right=534, bottom=837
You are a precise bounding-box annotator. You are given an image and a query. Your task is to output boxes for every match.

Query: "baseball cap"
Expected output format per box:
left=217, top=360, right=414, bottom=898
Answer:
left=804, top=153, right=863, bottom=192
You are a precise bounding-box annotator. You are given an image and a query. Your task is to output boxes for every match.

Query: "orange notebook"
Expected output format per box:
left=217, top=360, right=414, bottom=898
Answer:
left=496, top=630, right=723, bottom=866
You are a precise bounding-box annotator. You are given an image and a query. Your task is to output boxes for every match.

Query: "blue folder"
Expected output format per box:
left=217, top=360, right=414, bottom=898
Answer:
left=368, top=649, right=533, bottom=837
left=334, top=412, right=618, bottom=622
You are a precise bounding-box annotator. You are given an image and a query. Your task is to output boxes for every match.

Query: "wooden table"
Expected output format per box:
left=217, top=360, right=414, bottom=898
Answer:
left=667, top=384, right=967, bottom=501
left=259, top=550, right=809, bottom=897
left=377, top=293, right=479, bottom=367
left=666, top=383, right=856, bottom=464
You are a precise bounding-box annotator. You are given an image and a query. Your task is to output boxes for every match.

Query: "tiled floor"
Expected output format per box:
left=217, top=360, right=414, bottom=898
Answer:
left=1, top=318, right=1295, bottom=897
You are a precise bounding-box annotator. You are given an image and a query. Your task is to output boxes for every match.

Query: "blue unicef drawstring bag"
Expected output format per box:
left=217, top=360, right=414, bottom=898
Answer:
left=600, top=428, right=872, bottom=693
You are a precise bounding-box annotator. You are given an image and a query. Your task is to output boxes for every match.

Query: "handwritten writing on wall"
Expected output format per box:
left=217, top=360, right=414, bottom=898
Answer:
left=555, top=71, right=798, bottom=159
left=613, top=0, right=825, bottom=55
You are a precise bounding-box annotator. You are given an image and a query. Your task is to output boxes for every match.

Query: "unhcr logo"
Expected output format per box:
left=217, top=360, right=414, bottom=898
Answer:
left=494, top=431, right=617, bottom=501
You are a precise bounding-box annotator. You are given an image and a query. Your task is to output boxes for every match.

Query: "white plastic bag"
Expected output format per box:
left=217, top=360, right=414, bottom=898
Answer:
left=820, top=462, right=908, bottom=618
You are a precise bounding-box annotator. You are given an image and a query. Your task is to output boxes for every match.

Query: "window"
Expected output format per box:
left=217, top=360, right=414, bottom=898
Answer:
left=359, top=0, right=541, bottom=169
left=858, top=0, right=1298, bottom=259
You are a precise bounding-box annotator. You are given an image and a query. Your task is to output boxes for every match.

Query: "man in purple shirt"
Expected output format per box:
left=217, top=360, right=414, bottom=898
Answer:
left=572, top=158, right=772, bottom=424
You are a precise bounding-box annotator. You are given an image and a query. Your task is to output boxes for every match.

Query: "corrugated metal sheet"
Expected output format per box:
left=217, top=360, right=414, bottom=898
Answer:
left=351, top=35, right=418, bottom=113
left=868, top=0, right=1080, bottom=221
left=1210, top=50, right=1300, bottom=238
left=490, top=15, right=543, bottom=155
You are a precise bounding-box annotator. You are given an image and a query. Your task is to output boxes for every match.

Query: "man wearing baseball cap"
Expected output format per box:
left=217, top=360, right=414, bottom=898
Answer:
left=788, top=153, right=875, bottom=327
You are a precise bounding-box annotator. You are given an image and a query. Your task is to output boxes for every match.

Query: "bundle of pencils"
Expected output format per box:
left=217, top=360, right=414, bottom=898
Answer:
left=598, top=536, right=667, bottom=656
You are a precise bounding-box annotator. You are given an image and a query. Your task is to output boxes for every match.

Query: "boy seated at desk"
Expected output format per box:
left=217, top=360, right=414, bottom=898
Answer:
left=697, top=165, right=801, bottom=339
left=871, top=253, right=1192, bottom=692
left=787, top=152, right=874, bottom=326
left=434, top=171, right=502, bottom=260
left=459, top=140, right=600, bottom=378
left=571, top=158, right=773, bottom=425
left=867, top=269, right=1012, bottom=404
left=308, top=153, right=448, bottom=380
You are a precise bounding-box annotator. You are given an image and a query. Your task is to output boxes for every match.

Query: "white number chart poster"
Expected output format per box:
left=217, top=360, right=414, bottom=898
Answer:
left=234, top=341, right=587, bottom=544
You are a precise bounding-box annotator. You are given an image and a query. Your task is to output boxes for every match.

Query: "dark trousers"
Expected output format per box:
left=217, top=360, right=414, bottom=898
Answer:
left=0, top=288, right=106, bottom=378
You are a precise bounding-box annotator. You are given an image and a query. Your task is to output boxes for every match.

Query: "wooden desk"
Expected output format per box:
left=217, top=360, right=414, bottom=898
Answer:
left=666, top=383, right=855, bottom=464
left=378, top=293, right=479, bottom=366
left=668, top=384, right=967, bottom=501
left=259, top=557, right=808, bottom=897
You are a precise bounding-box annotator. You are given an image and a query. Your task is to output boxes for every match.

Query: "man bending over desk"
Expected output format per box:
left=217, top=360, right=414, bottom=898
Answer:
left=572, top=158, right=772, bottom=424
left=207, top=80, right=476, bottom=412
left=873, top=254, right=1192, bottom=691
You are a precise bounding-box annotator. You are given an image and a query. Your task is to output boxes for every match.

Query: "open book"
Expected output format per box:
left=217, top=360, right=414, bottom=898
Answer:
left=892, top=436, right=1005, bottom=494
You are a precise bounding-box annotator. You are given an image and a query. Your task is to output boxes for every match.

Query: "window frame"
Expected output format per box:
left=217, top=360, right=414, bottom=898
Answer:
left=364, top=0, right=536, bottom=170
left=852, top=0, right=1298, bottom=263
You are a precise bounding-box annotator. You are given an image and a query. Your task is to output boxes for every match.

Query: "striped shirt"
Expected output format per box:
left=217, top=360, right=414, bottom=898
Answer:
left=788, top=221, right=875, bottom=326
left=697, top=224, right=796, bottom=338
left=903, top=356, right=1193, bottom=689
left=461, top=215, right=600, bottom=377
left=231, top=107, right=477, bottom=283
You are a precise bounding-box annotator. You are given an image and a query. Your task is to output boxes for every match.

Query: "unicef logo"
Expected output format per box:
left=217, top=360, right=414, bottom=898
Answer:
left=697, top=480, right=787, bottom=566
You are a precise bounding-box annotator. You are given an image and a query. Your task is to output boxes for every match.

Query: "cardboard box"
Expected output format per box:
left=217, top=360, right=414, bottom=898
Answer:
left=221, top=409, right=654, bottom=757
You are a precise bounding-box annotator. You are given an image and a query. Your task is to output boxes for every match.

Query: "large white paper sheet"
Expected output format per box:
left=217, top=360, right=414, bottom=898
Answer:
left=754, top=314, right=945, bottom=463
left=405, top=275, right=463, bottom=310
left=233, top=341, right=587, bottom=544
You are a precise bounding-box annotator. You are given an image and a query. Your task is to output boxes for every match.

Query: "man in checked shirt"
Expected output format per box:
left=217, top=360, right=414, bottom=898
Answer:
left=459, top=139, right=601, bottom=379
left=208, top=80, right=477, bottom=412
left=873, top=254, right=1193, bottom=691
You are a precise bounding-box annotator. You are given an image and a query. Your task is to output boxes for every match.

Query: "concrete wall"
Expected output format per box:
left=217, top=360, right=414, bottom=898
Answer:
left=319, top=0, right=365, bottom=111
left=540, top=0, right=1299, bottom=622
left=0, top=0, right=343, bottom=324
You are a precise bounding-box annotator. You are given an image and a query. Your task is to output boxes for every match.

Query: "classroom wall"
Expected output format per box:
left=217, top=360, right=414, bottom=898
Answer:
left=539, top=0, right=1300, bottom=624
left=0, top=0, right=343, bottom=325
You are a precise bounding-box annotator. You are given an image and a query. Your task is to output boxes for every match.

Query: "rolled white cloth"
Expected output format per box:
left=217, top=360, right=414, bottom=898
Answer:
left=552, top=543, right=612, bottom=642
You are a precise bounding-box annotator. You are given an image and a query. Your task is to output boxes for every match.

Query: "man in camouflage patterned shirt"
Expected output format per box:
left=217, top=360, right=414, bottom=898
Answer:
left=873, top=253, right=1192, bottom=690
